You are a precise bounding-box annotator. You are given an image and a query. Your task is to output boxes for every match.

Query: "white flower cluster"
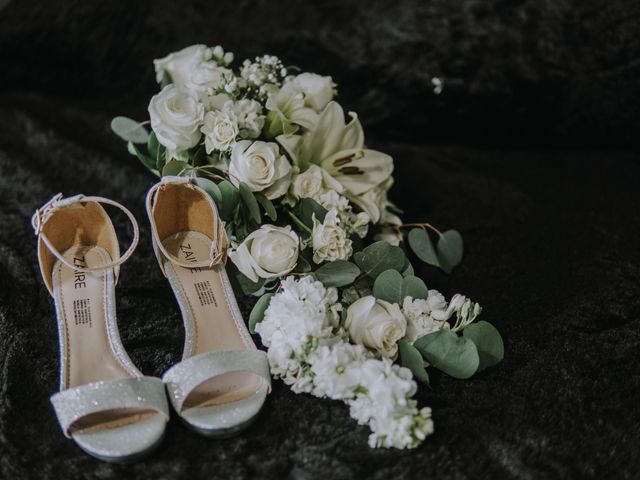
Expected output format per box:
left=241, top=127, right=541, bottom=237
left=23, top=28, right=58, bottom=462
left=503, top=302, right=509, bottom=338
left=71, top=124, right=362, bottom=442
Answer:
left=255, top=276, right=434, bottom=449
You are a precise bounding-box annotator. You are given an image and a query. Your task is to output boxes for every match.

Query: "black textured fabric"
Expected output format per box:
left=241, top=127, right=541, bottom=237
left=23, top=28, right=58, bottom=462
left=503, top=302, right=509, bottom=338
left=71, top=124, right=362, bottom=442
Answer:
left=1, top=1, right=639, bottom=479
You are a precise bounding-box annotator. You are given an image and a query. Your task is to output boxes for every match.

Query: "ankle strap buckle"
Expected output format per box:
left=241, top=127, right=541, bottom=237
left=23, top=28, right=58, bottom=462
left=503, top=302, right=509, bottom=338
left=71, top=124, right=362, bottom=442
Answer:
left=31, top=193, right=86, bottom=236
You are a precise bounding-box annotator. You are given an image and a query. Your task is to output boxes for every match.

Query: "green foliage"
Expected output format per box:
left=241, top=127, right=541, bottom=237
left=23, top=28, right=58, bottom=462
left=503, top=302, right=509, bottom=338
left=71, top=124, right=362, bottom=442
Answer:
left=111, top=116, right=149, bottom=144
left=463, top=321, right=504, bottom=371
left=353, top=241, right=405, bottom=279
left=414, top=330, right=479, bottom=379
left=195, top=177, right=222, bottom=205
left=408, top=228, right=464, bottom=274
left=249, top=293, right=273, bottom=334
left=398, top=340, right=429, bottom=385
left=218, top=180, right=240, bottom=221
left=313, top=260, right=360, bottom=287
left=255, top=193, right=277, bottom=221
left=239, top=182, right=261, bottom=224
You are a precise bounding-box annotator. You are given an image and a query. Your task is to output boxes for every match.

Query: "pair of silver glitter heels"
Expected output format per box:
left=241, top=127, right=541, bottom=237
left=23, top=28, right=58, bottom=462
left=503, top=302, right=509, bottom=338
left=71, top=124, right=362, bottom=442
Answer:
left=32, top=176, right=271, bottom=462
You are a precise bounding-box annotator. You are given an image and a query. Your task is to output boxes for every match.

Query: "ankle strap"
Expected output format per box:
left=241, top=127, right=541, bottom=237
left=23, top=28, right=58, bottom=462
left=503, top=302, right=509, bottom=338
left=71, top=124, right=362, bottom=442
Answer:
left=32, top=193, right=140, bottom=273
left=145, top=176, right=228, bottom=273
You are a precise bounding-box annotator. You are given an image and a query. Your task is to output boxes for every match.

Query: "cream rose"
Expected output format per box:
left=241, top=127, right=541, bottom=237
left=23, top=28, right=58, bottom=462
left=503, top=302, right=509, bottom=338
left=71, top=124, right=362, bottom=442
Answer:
left=345, top=296, right=407, bottom=358
left=201, top=110, right=238, bottom=153
left=228, top=225, right=299, bottom=282
left=293, top=72, right=335, bottom=112
left=153, top=44, right=210, bottom=86
left=312, top=209, right=353, bottom=263
left=148, top=84, right=204, bottom=154
left=229, top=140, right=291, bottom=199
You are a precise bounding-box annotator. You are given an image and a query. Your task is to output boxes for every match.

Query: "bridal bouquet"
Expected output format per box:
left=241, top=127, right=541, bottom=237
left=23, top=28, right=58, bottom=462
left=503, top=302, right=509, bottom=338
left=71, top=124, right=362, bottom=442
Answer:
left=111, top=45, right=504, bottom=449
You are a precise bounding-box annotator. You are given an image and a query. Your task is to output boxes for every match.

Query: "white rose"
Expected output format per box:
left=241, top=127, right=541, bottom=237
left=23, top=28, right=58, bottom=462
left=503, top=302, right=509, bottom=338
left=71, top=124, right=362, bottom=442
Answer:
left=229, top=140, right=291, bottom=199
left=186, top=62, right=233, bottom=104
left=153, top=44, right=210, bottom=86
left=228, top=225, right=299, bottom=282
left=293, top=72, right=335, bottom=112
left=312, top=208, right=353, bottom=263
left=345, top=296, right=407, bottom=358
left=148, top=84, right=204, bottom=154
left=200, top=110, right=238, bottom=153
left=290, top=164, right=324, bottom=200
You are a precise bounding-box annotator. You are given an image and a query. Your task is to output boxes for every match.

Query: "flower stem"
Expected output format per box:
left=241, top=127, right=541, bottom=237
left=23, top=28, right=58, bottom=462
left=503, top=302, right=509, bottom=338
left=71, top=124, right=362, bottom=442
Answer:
left=394, top=223, right=442, bottom=236
left=287, top=210, right=313, bottom=235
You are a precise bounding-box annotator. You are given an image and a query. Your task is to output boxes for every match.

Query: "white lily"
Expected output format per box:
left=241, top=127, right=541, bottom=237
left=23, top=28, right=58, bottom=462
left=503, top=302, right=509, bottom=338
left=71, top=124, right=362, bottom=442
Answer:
left=264, top=82, right=318, bottom=138
left=277, top=101, right=393, bottom=198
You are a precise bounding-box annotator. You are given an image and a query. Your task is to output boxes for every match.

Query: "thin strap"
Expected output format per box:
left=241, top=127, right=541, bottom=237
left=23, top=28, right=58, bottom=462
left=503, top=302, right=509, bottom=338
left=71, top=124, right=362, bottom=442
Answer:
left=31, top=193, right=139, bottom=273
left=145, top=176, right=228, bottom=270
left=162, top=349, right=270, bottom=412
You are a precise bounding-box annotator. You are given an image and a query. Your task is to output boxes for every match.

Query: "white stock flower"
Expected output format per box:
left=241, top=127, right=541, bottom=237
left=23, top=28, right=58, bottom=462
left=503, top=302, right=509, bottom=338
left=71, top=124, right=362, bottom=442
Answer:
left=200, top=110, right=238, bottom=153
left=229, top=140, right=291, bottom=199
left=225, top=99, right=265, bottom=139
left=293, top=72, right=336, bottom=112
left=228, top=225, right=299, bottom=282
left=153, top=44, right=210, bottom=86
left=345, top=296, right=407, bottom=358
left=148, top=84, right=204, bottom=155
left=311, top=209, right=353, bottom=263
left=255, top=276, right=434, bottom=449
left=402, top=293, right=450, bottom=343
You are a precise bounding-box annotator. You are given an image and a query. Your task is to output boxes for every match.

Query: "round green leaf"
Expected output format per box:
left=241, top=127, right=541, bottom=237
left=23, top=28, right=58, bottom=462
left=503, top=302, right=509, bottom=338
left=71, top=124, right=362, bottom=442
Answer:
left=249, top=293, right=273, bottom=334
left=111, top=116, right=149, bottom=144
left=162, top=160, right=190, bottom=177
left=463, top=321, right=504, bottom=371
left=437, top=230, right=464, bottom=274
left=408, top=228, right=439, bottom=267
left=414, top=330, right=479, bottom=379
left=195, top=177, right=222, bottom=205
left=373, top=269, right=403, bottom=303
left=401, top=276, right=428, bottom=300
left=355, top=241, right=406, bottom=279
left=398, top=340, right=430, bottom=385
left=296, top=197, right=327, bottom=227
left=313, top=260, right=360, bottom=287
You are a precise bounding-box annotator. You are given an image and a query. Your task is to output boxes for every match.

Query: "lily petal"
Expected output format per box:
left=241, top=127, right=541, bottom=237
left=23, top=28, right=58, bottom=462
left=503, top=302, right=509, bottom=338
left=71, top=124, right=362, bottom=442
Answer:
left=322, top=148, right=394, bottom=195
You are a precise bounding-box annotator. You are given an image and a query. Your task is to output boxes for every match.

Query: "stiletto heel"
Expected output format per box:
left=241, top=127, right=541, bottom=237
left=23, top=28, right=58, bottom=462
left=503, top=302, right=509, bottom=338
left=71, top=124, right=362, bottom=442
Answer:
left=32, top=193, right=169, bottom=462
left=145, top=176, right=270, bottom=437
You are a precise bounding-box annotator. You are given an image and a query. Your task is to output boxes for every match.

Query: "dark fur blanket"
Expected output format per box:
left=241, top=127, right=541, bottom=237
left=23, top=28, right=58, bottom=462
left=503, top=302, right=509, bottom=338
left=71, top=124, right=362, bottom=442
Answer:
left=0, top=1, right=639, bottom=478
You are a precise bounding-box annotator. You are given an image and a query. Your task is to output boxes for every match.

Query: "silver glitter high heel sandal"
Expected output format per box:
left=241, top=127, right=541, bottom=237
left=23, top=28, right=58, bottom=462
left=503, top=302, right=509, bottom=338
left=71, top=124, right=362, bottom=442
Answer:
left=32, top=194, right=169, bottom=462
left=145, top=176, right=270, bottom=437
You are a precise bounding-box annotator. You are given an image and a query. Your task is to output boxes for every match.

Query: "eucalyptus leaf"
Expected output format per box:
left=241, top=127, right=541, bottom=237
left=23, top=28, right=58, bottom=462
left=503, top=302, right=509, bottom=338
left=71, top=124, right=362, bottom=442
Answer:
left=463, top=321, right=504, bottom=371
left=407, top=228, right=464, bottom=274
left=249, top=293, right=273, bottom=334
left=111, top=116, right=149, bottom=144
left=414, top=330, right=479, bottom=379
left=239, top=182, right=261, bottom=224
left=354, top=241, right=405, bottom=279
left=230, top=266, right=265, bottom=295
left=372, top=269, right=403, bottom=303
left=401, top=257, right=414, bottom=277
left=162, top=160, right=190, bottom=177
left=195, top=177, right=222, bottom=205
left=255, top=193, right=277, bottom=221
left=147, top=131, right=160, bottom=161
left=408, top=228, right=439, bottom=267
left=313, top=260, right=360, bottom=287
left=296, top=197, right=327, bottom=227
left=218, top=180, right=240, bottom=221
left=437, top=230, right=464, bottom=274
left=295, top=254, right=312, bottom=273
left=398, top=340, right=430, bottom=385
left=401, top=276, right=428, bottom=300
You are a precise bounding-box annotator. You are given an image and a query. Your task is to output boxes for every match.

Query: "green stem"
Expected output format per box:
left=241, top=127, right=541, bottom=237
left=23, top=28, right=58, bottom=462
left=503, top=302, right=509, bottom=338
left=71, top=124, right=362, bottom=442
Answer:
left=287, top=210, right=313, bottom=235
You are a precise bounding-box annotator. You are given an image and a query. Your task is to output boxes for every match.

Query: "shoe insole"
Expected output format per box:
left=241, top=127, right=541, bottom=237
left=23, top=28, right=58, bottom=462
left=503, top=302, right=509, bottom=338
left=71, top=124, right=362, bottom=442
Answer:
left=162, top=232, right=263, bottom=409
left=53, top=246, right=155, bottom=433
